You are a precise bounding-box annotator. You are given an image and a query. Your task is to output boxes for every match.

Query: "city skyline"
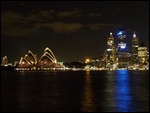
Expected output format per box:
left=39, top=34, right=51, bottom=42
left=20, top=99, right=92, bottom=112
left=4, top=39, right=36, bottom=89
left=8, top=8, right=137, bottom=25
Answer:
left=1, top=1, right=149, bottom=62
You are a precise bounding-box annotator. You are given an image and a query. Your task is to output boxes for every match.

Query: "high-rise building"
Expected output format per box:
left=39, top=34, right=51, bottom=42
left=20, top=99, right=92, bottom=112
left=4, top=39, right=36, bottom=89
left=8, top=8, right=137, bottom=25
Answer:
left=117, top=28, right=127, bottom=52
left=116, top=28, right=129, bottom=68
left=107, top=33, right=114, bottom=48
left=138, top=43, right=148, bottom=64
left=131, top=31, right=139, bottom=64
left=106, top=32, right=115, bottom=68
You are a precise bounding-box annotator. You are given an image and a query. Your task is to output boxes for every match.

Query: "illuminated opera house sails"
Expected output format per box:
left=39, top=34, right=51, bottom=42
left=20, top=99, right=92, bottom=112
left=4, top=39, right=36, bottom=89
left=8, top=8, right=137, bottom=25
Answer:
left=18, top=47, right=60, bottom=68
left=44, top=47, right=57, bottom=63
left=25, top=50, right=37, bottom=64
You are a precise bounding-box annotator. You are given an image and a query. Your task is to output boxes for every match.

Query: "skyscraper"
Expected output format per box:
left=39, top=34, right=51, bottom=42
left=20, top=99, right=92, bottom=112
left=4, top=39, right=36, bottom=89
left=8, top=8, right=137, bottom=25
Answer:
left=106, top=32, right=115, bottom=68
left=116, top=28, right=129, bottom=68
left=117, top=28, right=127, bottom=52
left=107, top=32, right=114, bottom=51
left=131, top=31, right=139, bottom=64
left=138, top=43, right=148, bottom=64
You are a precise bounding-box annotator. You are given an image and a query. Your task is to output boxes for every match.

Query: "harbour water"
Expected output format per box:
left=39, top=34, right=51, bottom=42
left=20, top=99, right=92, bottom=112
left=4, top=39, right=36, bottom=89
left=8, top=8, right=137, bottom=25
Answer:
left=1, top=70, right=149, bottom=112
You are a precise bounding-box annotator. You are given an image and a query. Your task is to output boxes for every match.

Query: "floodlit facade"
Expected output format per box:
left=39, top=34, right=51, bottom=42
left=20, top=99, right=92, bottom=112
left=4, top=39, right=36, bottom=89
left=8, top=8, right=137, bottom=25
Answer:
left=18, top=50, right=37, bottom=67
left=18, top=47, right=64, bottom=70
left=138, top=44, right=148, bottom=64
left=39, top=47, right=57, bottom=68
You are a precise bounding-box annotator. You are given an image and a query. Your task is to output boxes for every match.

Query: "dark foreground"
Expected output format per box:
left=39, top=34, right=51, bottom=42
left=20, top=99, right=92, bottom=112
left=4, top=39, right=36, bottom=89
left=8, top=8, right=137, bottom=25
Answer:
left=1, top=70, right=149, bottom=112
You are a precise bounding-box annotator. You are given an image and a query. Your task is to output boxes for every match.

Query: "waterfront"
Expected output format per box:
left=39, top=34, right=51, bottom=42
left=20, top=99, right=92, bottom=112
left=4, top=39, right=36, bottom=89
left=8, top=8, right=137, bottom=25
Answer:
left=1, top=70, right=149, bottom=112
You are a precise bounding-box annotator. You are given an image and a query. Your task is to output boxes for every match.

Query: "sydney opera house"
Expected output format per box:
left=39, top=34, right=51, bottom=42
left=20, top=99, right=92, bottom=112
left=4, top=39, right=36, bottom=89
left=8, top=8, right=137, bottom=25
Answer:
left=17, top=47, right=64, bottom=70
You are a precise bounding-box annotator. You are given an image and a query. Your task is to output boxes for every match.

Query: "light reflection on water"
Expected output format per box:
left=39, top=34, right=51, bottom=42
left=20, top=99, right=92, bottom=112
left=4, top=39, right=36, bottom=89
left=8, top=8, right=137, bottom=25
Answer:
left=81, top=71, right=96, bottom=112
left=17, top=73, right=27, bottom=110
left=114, top=70, right=133, bottom=112
left=1, top=70, right=149, bottom=112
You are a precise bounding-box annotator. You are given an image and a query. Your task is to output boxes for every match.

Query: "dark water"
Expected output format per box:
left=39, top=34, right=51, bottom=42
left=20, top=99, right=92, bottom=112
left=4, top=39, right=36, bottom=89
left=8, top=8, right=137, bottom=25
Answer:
left=1, top=70, right=149, bottom=112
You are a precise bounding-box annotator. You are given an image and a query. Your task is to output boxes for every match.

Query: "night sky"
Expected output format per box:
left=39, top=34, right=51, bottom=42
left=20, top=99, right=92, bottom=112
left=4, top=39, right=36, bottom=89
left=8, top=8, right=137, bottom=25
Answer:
left=1, top=1, right=149, bottom=63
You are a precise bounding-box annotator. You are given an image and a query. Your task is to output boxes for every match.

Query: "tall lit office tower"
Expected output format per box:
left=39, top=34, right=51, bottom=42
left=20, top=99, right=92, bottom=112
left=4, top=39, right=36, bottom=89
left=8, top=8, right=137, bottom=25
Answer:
left=117, top=28, right=127, bottom=52
left=107, top=32, right=114, bottom=51
left=117, top=28, right=129, bottom=68
left=138, top=43, right=148, bottom=64
left=131, top=31, right=139, bottom=63
left=106, top=32, right=115, bottom=67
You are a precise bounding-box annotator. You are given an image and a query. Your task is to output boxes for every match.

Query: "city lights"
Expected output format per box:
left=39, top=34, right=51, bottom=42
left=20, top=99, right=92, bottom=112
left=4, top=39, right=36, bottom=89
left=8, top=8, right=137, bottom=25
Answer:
left=1, top=31, right=149, bottom=71
left=85, top=59, right=90, bottom=63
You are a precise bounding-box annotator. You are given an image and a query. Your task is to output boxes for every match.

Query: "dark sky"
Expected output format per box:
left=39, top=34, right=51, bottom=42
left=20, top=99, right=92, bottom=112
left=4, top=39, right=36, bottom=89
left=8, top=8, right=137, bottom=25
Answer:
left=1, top=1, right=149, bottom=63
